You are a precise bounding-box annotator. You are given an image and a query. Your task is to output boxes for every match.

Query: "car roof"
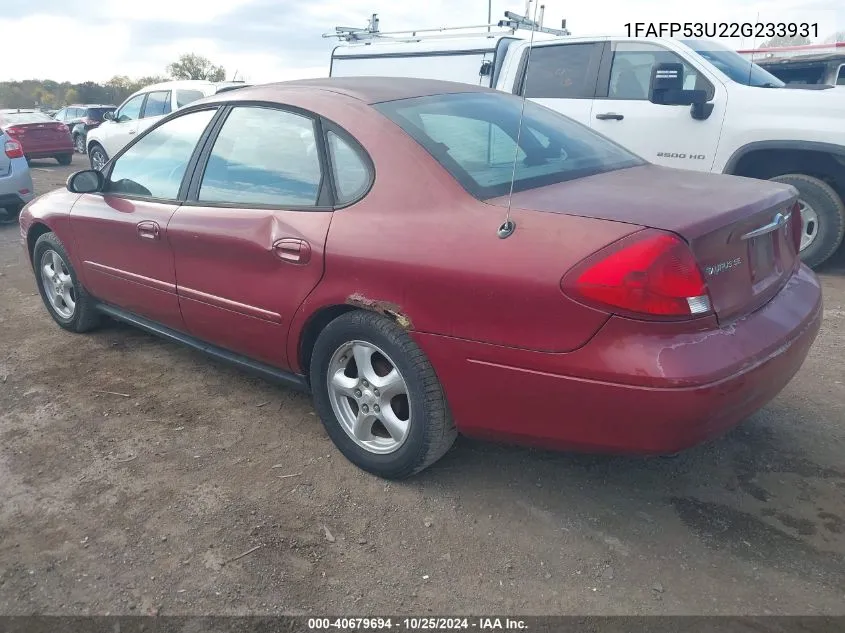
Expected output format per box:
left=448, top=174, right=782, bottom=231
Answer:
left=214, top=77, right=498, bottom=105
left=65, top=104, right=116, bottom=108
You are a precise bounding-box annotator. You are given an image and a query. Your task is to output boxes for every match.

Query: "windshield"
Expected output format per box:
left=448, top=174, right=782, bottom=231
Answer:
left=681, top=39, right=785, bottom=87
left=375, top=92, right=644, bottom=200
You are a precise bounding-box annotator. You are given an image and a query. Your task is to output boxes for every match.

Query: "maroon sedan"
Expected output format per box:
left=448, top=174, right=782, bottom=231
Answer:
left=19, top=78, right=822, bottom=478
left=0, top=109, right=74, bottom=165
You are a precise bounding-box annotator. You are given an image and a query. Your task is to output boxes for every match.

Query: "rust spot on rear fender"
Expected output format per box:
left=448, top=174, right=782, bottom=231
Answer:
left=346, top=293, right=413, bottom=330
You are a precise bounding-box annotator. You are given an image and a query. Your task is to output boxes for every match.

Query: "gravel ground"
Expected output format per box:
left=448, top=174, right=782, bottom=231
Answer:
left=0, top=154, right=844, bottom=616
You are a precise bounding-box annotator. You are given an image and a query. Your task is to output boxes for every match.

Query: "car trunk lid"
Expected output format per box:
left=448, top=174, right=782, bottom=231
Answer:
left=487, top=164, right=800, bottom=323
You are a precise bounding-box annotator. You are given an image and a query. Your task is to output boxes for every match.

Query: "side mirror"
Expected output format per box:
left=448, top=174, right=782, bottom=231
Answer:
left=648, top=62, right=713, bottom=120
left=102, top=111, right=115, bottom=121
left=67, top=170, right=105, bottom=194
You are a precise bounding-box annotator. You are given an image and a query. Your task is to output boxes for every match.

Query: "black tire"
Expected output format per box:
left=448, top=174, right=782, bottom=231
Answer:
left=32, top=232, right=101, bottom=333
left=770, top=174, right=845, bottom=269
left=0, top=204, right=22, bottom=224
left=310, top=310, right=457, bottom=479
left=88, top=143, right=108, bottom=171
left=74, top=134, right=86, bottom=154
left=56, top=153, right=73, bottom=166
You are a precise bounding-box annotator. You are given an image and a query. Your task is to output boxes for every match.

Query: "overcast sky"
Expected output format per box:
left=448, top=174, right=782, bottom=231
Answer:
left=2, top=0, right=842, bottom=83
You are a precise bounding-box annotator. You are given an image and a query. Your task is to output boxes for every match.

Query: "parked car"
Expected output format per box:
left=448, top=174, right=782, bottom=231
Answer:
left=53, top=104, right=116, bottom=154
left=0, top=130, right=34, bottom=222
left=86, top=80, right=247, bottom=171
left=20, top=78, right=822, bottom=478
left=328, top=14, right=845, bottom=269
left=0, top=109, right=74, bottom=165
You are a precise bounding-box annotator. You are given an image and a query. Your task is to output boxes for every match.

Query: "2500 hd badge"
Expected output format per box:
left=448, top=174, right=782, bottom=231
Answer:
left=656, top=152, right=707, bottom=160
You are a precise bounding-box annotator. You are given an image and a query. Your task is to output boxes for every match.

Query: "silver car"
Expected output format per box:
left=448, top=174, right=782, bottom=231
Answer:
left=0, top=131, right=35, bottom=223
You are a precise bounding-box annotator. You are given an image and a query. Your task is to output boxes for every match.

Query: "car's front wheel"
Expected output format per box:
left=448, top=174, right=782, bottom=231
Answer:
left=33, top=232, right=101, bottom=333
left=310, top=310, right=457, bottom=479
left=88, top=143, right=108, bottom=171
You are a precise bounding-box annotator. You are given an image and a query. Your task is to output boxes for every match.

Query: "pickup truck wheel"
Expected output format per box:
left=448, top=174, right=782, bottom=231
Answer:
left=770, top=174, right=845, bottom=269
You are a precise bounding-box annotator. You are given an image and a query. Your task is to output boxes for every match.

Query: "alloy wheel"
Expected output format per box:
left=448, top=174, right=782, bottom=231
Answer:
left=40, top=249, right=76, bottom=319
left=326, top=340, right=412, bottom=455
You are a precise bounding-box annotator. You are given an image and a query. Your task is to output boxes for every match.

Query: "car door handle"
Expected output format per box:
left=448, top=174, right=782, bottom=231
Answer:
left=137, top=221, right=161, bottom=240
left=595, top=113, right=624, bottom=121
left=273, top=238, right=311, bottom=264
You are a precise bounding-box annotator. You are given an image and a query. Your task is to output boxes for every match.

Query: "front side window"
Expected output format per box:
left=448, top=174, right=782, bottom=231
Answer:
left=607, top=43, right=710, bottom=100
left=107, top=108, right=216, bottom=199
left=521, top=43, right=602, bottom=99
left=327, top=131, right=370, bottom=204
left=54, top=109, right=67, bottom=121
left=117, top=95, right=145, bottom=122
left=198, top=106, right=322, bottom=207
left=375, top=92, right=644, bottom=200
left=143, top=91, right=172, bottom=118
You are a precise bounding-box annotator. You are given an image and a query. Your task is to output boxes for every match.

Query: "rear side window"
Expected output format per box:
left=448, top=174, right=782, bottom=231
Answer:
left=107, top=109, right=216, bottom=199
left=521, top=43, right=603, bottom=99
left=176, top=90, right=205, bottom=108
left=327, top=131, right=370, bottom=204
left=198, top=106, right=323, bottom=207
left=375, top=92, right=643, bottom=200
left=143, top=91, right=172, bottom=118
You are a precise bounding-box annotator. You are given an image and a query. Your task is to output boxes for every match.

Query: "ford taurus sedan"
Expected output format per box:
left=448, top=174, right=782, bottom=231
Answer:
left=19, top=78, right=822, bottom=478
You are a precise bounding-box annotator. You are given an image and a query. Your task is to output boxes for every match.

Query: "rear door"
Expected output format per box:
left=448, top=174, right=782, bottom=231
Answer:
left=69, top=107, right=218, bottom=330
left=168, top=104, right=350, bottom=369
left=515, top=41, right=605, bottom=126
left=137, top=90, right=172, bottom=136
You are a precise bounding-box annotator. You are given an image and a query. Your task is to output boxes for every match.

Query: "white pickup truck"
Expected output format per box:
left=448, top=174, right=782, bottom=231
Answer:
left=328, top=14, right=845, bottom=268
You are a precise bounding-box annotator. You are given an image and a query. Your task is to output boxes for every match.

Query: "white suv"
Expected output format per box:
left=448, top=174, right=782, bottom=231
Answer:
left=86, top=80, right=246, bottom=170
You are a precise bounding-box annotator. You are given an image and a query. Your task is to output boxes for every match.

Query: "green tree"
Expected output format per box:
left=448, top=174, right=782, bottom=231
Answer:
left=759, top=35, right=812, bottom=48
left=63, top=88, right=81, bottom=105
left=167, top=53, right=226, bottom=81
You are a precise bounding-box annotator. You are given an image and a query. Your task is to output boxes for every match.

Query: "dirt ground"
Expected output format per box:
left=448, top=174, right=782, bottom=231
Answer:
left=1, top=154, right=844, bottom=616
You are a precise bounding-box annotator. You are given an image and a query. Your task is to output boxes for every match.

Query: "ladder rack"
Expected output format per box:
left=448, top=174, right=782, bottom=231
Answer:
left=322, top=5, right=570, bottom=43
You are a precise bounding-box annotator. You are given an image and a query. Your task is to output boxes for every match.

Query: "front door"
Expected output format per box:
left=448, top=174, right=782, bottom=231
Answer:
left=98, top=93, right=146, bottom=158
left=69, top=107, right=218, bottom=330
left=588, top=40, right=726, bottom=172
left=168, top=105, right=337, bottom=369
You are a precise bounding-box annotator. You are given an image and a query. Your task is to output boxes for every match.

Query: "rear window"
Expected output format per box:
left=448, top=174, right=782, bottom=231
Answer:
left=1, top=112, right=55, bottom=125
left=374, top=92, right=644, bottom=200
left=176, top=90, right=206, bottom=108
left=85, top=107, right=115, bottom=121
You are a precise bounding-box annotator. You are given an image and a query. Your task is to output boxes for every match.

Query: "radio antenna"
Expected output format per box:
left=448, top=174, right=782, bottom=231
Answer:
left=498, top=0, right=541, bottom=239
left=747, top=11, right=760, bottom=86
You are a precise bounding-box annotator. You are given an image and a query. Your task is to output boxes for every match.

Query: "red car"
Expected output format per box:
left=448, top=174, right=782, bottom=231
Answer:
left=19, top=78, right=822, bottom=478
left=0, top=109, right=74, bottom=165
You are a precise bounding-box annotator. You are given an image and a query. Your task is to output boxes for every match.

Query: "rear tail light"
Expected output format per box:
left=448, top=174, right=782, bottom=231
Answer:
left=788, top=201, right=803, bottom=255
left=562, top=230, right=713, bottom=320
left=4, top=126, right=24, bottom=136
left=4, top=139, right=24, bottom=159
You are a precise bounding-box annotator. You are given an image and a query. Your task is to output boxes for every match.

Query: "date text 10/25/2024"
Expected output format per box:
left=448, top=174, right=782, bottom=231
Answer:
left=624, top=22, right=819, bottom=38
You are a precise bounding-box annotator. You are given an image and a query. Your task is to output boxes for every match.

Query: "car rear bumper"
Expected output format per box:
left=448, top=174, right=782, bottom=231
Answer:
left=0, top=157, right=35, bottom=210
left=24, top=145, right=73, bottom=158
left=414, top=264, right=823, bottom=455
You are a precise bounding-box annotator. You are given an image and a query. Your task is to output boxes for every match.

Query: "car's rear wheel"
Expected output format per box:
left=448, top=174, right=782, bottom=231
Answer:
left=56, top=153, right=72, bottom=166
left=89, top=144, right=108, bottom=171
left=33, top=232, right=101, bottom=333
left=74, top=134, right=86, bottom=154
left=770, top=174, right=845, bottom=269
left=0, top=204, right=22, bottom=224
left=310, top=310, right=457, bottom=479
